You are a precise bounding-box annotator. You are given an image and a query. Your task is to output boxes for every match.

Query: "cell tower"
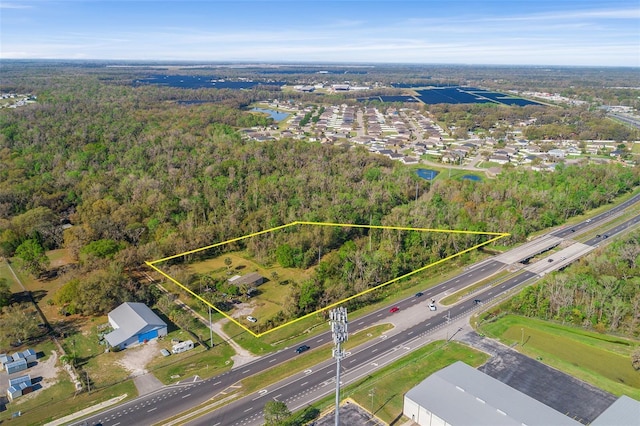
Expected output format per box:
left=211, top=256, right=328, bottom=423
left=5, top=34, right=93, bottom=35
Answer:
left=330, top=307, right=348, bottom=426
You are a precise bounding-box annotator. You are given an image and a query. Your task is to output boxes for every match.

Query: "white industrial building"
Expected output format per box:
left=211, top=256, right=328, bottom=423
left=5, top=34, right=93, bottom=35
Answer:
left=403, top=361, right=581, bottom=426
left=104, top=302, right=167, bottom=350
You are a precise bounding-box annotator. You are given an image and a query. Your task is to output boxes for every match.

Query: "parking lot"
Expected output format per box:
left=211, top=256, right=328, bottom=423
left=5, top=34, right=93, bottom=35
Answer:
left=461, top=332, right=616, bottom=424
left=313, top=400, right=385, bottom=426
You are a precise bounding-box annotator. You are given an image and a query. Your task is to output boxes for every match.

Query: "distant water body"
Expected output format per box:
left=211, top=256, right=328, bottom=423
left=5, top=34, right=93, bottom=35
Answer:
left=416, top=169, right=439, bottom=180
left=251, top=107, right=289, bottom=122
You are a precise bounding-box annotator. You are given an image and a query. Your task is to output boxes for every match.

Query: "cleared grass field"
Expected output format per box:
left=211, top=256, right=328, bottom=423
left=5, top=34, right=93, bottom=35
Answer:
left=480, top=314, right=640, bottom=399
left=187, top=251, right=314, bottom=326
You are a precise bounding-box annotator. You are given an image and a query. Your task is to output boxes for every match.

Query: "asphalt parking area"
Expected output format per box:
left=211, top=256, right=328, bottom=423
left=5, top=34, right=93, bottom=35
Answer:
left=460, top=332, right=616, bottom=424
left=313, top=399, right=385, bottom=426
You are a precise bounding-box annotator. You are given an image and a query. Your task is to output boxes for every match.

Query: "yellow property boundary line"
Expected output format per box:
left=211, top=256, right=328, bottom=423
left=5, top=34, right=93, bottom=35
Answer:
left=146, top=221, right=509, bottom=338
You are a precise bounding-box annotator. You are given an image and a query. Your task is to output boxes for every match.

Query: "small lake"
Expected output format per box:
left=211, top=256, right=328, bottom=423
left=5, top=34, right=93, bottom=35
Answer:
left=416, top=169, right=439, bottom=180
left=462, top=174, right=482, bottom=181
left=251, top=107, right=290, bottom=122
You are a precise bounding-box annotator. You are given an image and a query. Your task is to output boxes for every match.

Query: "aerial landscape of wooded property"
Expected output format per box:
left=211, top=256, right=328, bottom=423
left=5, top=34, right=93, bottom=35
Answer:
left=1, top=1, right=639, bottom=426
left=1, top=59, right=639, bottom=426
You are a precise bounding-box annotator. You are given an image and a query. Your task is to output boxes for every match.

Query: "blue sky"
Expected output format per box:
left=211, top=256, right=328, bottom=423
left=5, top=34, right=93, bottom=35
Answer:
left=1, top=0, right=639, bottom=66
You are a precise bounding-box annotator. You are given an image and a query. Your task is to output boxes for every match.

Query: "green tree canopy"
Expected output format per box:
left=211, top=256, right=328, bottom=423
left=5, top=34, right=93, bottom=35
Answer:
left=14, top=238, right=50, bottom=276
left=263, top=400, right=291, bottom=426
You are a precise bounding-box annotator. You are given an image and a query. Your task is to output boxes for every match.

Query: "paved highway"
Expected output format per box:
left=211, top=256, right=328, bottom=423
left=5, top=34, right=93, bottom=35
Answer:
left=73, top=193, right=640, bottom=426
left=186, top=211, right=640, bottom=426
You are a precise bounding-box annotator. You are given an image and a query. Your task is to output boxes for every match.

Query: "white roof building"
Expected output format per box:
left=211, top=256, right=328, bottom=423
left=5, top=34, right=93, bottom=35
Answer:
left=104, top=302, right=167, bottom=349
left=403, top=361, right=581, bottom=426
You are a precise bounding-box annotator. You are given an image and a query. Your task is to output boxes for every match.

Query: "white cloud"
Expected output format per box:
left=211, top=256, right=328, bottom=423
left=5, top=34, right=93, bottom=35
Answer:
left=0, top=2, right=33, bottom=9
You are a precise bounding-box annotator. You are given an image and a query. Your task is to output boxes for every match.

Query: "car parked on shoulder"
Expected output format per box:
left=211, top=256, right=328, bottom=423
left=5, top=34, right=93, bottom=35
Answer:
left=295, top=345, right=310, bottom=354
left=389, top=306, right=399, bottom=313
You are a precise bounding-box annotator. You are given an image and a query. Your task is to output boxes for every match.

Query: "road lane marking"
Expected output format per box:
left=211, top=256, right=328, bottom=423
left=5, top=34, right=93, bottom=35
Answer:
left=301, top=382, right=308, bottom=386
left=182, top=393, right=191, bottom=398
left=148, top=407, right=157, bottom=412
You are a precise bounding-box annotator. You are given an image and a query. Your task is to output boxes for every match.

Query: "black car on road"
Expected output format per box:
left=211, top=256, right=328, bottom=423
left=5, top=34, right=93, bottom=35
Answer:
left=295, top=345, right=310, bottom=354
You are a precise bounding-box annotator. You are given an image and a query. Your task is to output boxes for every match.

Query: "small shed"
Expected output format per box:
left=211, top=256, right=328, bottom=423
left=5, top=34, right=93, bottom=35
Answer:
left=0, top=354, right=10, bottom=366
left=7, top=375, right=33, bottom=401
left=11, top=351, right=25, bottom=362
left=11, top=349, right=36, bottom=364
left=5, top=358, right=27, bottom=374
left=22, top=348, right=37, bottom=363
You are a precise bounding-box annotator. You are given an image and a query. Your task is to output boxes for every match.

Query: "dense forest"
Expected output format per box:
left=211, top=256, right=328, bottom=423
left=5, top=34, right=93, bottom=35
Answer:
left=508, top=230, right=640, bottom=336
left=1, top=65, right=639, bottom=327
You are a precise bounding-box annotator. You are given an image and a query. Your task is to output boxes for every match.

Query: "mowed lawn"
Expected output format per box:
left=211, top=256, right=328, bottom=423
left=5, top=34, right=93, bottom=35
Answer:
left=187, top=251, right=315, bottom=323
left=480, top=315, right=640, bottom=399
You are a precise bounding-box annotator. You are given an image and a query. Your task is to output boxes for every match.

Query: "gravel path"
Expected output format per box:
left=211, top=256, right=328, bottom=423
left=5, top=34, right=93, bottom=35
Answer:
left=210, top=318, right=258, bottom=367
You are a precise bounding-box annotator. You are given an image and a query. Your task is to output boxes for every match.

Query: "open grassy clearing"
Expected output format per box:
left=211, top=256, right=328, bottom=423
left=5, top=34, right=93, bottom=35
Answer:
left=186, top=250, right=314, bottom=325
left=479, top=314, right=640, bottom=399
left=149, top=338, right=236, bottom=385
left=0, top=258, right=23, bottom=293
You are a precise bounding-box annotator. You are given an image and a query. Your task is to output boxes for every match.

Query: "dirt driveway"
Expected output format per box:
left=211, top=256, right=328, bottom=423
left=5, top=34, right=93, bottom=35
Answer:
left=115, top=340, right=160, bottom=377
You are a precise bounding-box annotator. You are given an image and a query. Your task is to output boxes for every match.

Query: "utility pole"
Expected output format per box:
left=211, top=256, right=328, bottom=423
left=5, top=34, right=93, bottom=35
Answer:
left=330, top=307, right=348, bottom=426
left=369, top=388, right=376, bottom=417
left=209, top=305, right=213, bottom=348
